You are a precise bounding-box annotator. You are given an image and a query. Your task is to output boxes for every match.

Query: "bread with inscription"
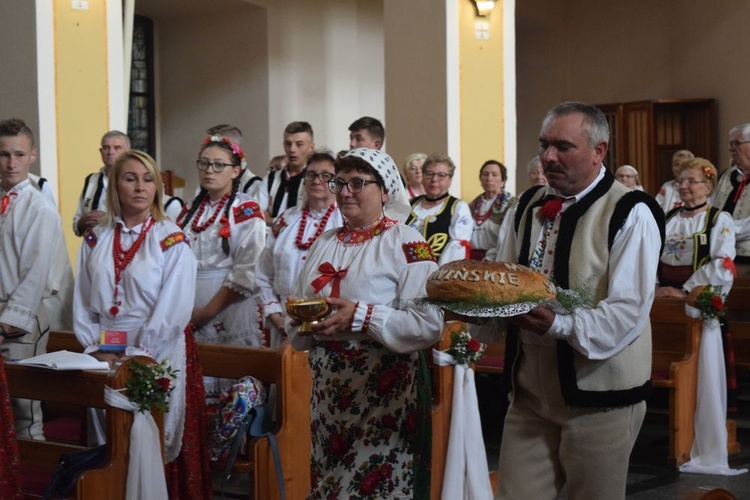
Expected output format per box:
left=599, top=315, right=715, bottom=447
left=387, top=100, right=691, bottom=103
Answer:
left=426, top=260, right=556, bottom=305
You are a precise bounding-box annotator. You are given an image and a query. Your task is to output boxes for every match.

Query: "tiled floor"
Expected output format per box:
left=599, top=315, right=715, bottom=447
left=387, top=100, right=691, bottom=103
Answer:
left=477, top=373, right=750, bottom=499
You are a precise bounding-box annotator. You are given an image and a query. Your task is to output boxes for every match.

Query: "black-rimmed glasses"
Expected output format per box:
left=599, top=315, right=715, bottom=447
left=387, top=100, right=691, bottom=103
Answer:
left=303, top=171, right=335, bottom=183
left=328, top=177, right=378, bottom=194
left=196, top=159, right=236, bottom=172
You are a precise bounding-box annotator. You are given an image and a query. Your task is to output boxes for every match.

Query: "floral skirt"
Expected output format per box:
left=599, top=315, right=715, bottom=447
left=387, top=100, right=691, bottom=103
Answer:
left=308, top=339, right=419, bottom=499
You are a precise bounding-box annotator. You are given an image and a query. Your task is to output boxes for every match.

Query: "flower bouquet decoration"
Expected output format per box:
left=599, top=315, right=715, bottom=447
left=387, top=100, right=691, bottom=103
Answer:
left=448, top=328, right=486, bottom=366
left=688, top=285, right=727, bottom=321
left=125, top=359, right=177, bottom=414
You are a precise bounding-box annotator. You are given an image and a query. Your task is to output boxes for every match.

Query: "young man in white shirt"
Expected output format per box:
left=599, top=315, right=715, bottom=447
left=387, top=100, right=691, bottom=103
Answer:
left=0, top=118, right=67, bottom=439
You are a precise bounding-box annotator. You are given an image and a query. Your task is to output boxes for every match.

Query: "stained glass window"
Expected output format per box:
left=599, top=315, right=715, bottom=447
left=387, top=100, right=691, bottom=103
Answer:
left=127, top=15, right=155, bottom=156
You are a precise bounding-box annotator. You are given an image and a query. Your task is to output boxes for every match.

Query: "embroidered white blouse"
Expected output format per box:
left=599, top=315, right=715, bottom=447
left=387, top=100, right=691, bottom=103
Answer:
left=0, top=180, right=63, bottom=332
left=286, top=221, right=443, bottom=353
left=660, top=209, right=736, bottom=292
left=256, top=204, right=344, bottom=320
left=73, top=218, right=196, bottom=462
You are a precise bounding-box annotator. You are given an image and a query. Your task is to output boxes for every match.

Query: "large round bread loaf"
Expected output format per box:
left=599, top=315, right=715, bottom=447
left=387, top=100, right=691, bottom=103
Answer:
left=426, top=260, right=556, bottom=305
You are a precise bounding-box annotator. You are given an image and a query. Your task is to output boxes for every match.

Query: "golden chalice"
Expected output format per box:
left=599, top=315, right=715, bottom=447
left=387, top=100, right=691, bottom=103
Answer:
left=286, top=298, right=331, bottom=335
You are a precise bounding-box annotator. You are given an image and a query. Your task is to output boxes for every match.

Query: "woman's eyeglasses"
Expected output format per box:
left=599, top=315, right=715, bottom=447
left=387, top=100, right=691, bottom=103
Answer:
left=328, top=177, right=378, bottom=194
left=303, top=171, right=335, bottom=183
left=423, top=171, right=451, bottom=180
left=196, top=160, right=236, bottom=172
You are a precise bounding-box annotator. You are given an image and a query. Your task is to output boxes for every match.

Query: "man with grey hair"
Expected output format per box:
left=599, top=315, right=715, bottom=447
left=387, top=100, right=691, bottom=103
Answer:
left=487, top=101, right=664, bottom=498
left=73, top=130, right=131, bottom=236
left=74, top=131, right=183, bottom=235
left=711, top=123, right=750, bottom=263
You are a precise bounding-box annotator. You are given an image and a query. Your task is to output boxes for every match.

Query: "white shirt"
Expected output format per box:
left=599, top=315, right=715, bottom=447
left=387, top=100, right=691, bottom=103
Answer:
left=496, top=167, right=662, bottom=360
left=0, top=180, right=62, bottom=332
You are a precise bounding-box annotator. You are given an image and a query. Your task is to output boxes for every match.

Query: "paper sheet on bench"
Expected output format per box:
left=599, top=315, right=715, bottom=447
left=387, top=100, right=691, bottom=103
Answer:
left=16, top=350, right=110, bottom=370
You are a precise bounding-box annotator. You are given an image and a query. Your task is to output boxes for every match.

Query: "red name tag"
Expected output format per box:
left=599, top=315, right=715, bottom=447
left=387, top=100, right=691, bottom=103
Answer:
left=100, top=330, right=127, bottom=351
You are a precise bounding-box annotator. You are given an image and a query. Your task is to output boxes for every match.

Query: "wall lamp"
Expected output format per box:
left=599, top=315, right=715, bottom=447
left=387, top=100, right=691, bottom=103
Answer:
left=472, top=0, right=497, bottom=17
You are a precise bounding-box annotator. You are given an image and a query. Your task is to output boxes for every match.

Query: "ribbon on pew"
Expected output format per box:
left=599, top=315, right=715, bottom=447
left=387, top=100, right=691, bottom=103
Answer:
left=678, top=306, right=748, bottom=476
left=104, top=386, right=169, bottom=499
left=433, top=349, right=493, bottom=500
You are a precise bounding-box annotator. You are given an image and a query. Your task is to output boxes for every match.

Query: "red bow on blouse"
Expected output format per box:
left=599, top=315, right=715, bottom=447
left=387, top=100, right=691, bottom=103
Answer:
left=311, top=262, right=349, bottom=298
left=1, top=193, right=16, bottom=215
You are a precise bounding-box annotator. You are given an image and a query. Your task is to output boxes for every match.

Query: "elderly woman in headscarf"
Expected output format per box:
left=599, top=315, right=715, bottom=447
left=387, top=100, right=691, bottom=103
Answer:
left=286, top=148, right=443, bottom=499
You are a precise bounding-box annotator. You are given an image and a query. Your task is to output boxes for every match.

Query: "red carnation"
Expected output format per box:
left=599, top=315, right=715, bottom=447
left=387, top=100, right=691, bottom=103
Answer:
left=157, top=377, right=171, bottom=391
left=540, top=197, right=564, bottom=221
left=711, top=295, right=724, bottom=312
left=359, top=471, right=381, bottom=495
left=466, top=338, right=481, bottom=353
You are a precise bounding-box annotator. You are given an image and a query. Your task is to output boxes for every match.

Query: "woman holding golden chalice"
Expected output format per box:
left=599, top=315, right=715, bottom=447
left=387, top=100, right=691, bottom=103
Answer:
left=286, top=148, right=443, bottom=499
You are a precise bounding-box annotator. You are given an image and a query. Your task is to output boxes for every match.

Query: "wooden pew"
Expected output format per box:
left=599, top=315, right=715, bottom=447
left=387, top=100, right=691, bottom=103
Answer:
left=430, top=322, right=455, bottom=499
left=727, top=265, right=750, bottom=371
left=7, top=356, right=163, bottom=499
left=47, top=330, right=458, bottom=499
left=45, top=332, right=310, bottom=500
left=197, top=343, right=311, bottom=500
left=650, top=297, right=739, bottom=466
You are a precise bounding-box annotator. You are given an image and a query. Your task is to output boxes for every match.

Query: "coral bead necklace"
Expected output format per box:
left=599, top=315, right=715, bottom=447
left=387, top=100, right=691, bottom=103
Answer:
left=296, top=205, right=336, bottom=250
left=191, top=193, right=230, bottom=233
left=110, top=218, right=155, bottom=316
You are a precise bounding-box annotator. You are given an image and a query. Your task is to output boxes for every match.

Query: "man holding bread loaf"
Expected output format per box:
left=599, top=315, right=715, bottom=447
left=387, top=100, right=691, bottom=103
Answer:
left=493, top=102, right=664, bottom=498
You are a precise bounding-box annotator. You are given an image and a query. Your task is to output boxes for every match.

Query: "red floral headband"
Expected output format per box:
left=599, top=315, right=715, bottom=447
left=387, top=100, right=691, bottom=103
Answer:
left=202, top=135, right=245, bottom=161
left=702, top=165, right=715, bottom=180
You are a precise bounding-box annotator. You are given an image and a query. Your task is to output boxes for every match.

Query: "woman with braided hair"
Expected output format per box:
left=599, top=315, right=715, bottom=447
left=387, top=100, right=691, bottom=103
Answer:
left=179, top=136, right=266, bottom=403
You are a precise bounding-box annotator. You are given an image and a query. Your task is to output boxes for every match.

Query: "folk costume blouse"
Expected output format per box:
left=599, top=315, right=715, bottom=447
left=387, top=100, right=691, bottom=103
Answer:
left=407, top=198, right=474, bottom=266
left=287, top=218, right=443, bottom=352
left=73, top=217, right=196, bottom=462
left=256, top=204, right=344, bottom=346
left=0, top=180, right=62, bottom=332
left=181, top=194, right=266, bottom=346
left=469, top=190, right=516, bottom=255
left=659, top=208, right=736, bottom=291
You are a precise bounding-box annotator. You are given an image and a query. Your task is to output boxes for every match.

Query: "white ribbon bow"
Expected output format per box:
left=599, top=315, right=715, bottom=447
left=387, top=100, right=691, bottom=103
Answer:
left=679, top=305, right=747, bottom=476
left=433, top=349, right=494, bottom=499
left=104, top=386, right=169, bottom=499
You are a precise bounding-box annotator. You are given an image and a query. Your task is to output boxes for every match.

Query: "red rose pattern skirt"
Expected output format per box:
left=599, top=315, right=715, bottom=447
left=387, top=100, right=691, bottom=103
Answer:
left=308, top=339, right=418, bottom=499
left=165, top=328, right=213, bottom=499
left=0, top=357, right=22, bottom=499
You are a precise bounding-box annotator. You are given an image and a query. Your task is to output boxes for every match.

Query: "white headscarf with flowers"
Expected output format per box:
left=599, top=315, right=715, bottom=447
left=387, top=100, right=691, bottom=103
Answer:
left=343, top=148, right=411, bottom=223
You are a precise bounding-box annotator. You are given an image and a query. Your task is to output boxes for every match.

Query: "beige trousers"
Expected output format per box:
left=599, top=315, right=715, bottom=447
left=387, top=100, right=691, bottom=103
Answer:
left=496, top=342, right=645, bottom=500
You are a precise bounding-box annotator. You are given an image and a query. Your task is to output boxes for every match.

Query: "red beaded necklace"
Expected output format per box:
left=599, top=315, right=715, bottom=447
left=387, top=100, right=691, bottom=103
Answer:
left=110, top=218, right=155, bottom=316
left=191, top=193, right=230, bottom=233
left=296, top=205, right=336, bottom=250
